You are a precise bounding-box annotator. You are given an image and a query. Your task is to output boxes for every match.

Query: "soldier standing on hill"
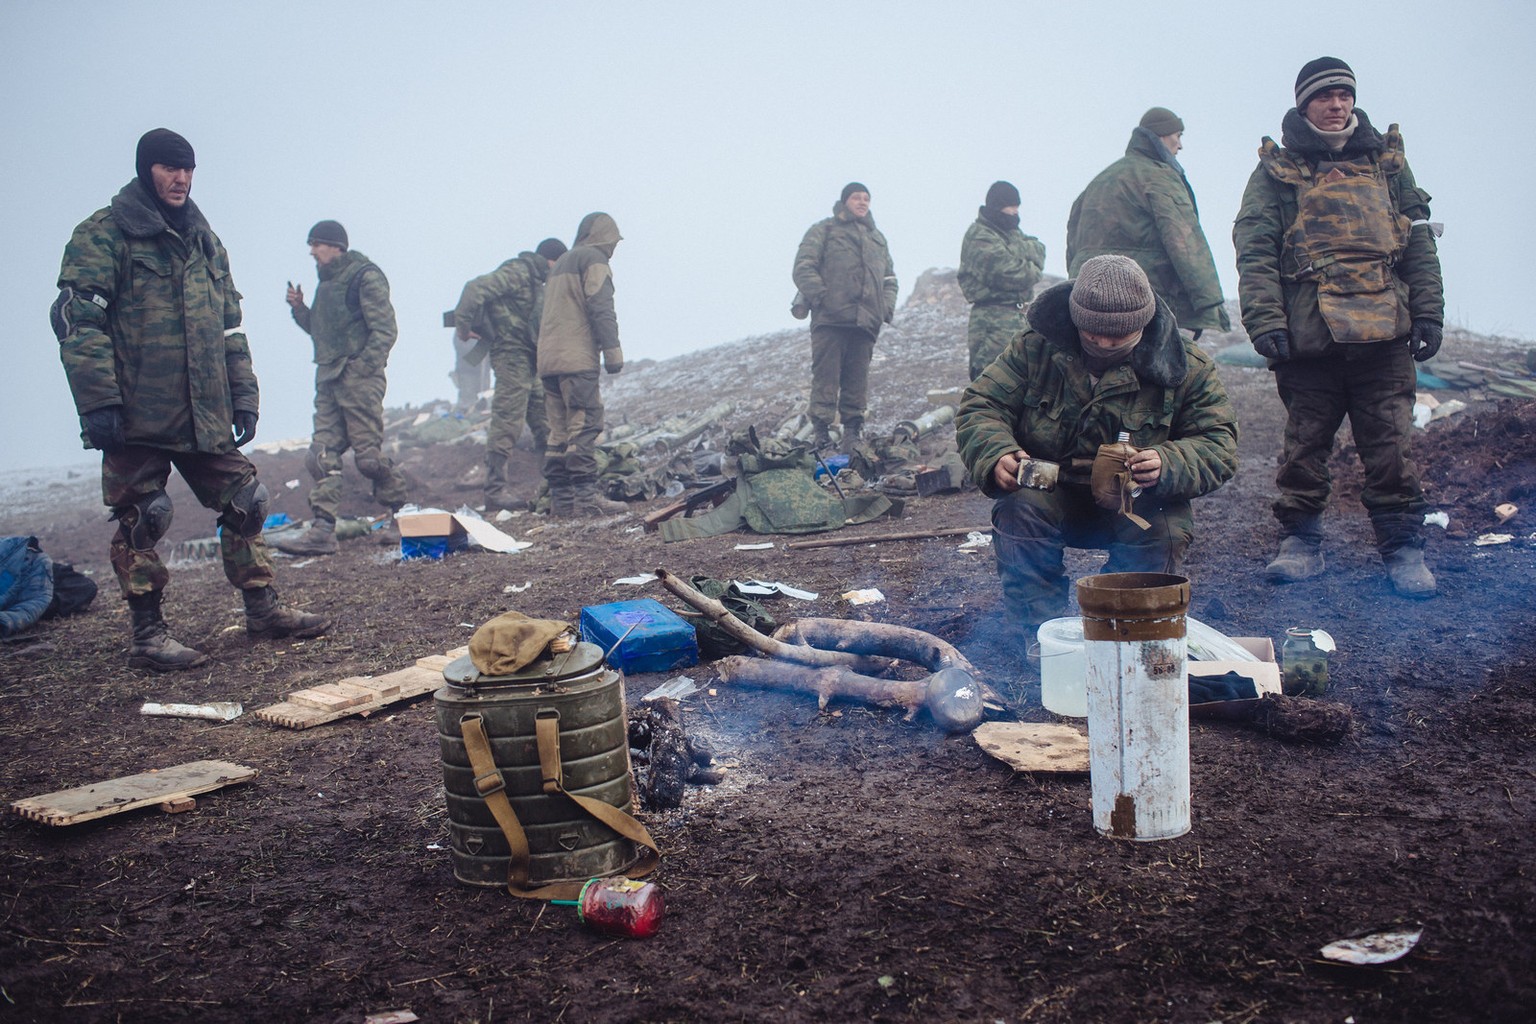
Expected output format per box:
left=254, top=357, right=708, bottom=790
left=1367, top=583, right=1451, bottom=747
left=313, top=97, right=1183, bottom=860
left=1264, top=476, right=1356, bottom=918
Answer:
left=453, top=237, right=568, bottom=512
left=1233, top=57, right=1445, bottom=597
left=1067, top=107, right=1230, bottom=338
left=792, top=182, right=898, bottom=448
left=536, top=213, right=627, bottom=518
left=958, top=180, right=1046, bottom=381
left=275, top=220, right=411, bottom=555
left=52, top=128, right=329, bottom=670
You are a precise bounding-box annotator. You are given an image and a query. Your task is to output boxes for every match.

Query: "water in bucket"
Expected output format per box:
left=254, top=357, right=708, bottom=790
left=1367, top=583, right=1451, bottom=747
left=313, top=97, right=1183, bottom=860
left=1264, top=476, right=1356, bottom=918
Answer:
left=1036, top=617, right=1087, bottom=718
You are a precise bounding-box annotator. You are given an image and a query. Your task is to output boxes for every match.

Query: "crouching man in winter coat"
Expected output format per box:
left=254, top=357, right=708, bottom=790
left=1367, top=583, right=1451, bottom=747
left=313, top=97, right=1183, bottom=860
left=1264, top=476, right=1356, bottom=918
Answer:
left=955, top=255, right=1238, bottom=634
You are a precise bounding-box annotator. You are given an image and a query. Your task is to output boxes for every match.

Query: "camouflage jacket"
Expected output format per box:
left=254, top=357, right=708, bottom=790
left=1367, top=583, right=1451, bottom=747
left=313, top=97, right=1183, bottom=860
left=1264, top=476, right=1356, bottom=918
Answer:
left=1233, top=108, right=1444, bottom=359
left=958, top=209, right=1046, bottom=307
left=453, top=251, right=549, bottom=351
left=55, top=179, right=256, bottom=453
left=538, top=214, right=620, bottom=376
left=291, top=249, right=397, bottom=383
left=1066, top=128, right=1230, bottom=331
left=792, top=203, right=898, bottom=336
left=955, top=281, right=1238, bottom=500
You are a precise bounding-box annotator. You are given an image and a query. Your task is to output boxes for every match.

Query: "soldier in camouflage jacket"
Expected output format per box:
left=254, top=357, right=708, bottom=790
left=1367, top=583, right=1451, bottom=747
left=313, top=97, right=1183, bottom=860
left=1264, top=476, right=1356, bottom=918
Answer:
left=1233, top=57, right=1445, bottom=597
left=956, top=257, right=1237, bottom=629
left=791, top=183, right=898, bottom=445
left=277, top=220, right=409, bottom=553
left=958, top=180, right=1046, bottom=381
left=53, top=129, right=328, bottom=671
left=454, top=239, right=566, bottom=510
left=1067, top=108, right=1230, bottom=335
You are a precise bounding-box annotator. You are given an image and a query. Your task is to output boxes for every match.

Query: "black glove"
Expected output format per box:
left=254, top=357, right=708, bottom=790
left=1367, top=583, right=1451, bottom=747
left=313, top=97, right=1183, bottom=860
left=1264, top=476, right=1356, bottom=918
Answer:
left=83, top=406, right=127, bottom=453
left=232, top=410, right=259, bottom=447
left=1252, top=329, right=1292, bottom=363
left=1409, top=318, right=1443, bottom=362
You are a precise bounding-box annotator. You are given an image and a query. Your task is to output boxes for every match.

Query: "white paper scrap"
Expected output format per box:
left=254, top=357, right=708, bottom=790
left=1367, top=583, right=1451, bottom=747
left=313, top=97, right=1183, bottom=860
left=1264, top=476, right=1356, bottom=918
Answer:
left=1474, top=533, right=1513, bottom=546
left=842, top=588, right=885, bottom=605
left=734, top=542, right=776, bottom=550
left=285, top=479, right=301, bottom=489
left=642, top=676, right=699, bottom=702
left=502, top=582, right=532, bottom=594
left=454, top=514, right=532, bottom=553
left=140, top=701, right=243, bottom=722
left=1423, top=511, right=1450, bottom=529
left=738, top=580, right=819, bottom=601
left=614, top=573, right=659, bottom=586
left=957, top=531, right=992, bottom=551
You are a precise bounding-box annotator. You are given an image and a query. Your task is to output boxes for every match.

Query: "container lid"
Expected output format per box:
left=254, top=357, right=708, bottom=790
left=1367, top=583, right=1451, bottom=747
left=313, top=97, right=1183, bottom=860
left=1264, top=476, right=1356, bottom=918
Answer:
left=1037, top=617, right=1084, bottom=644
left=442, top=641, right=606, bottom=687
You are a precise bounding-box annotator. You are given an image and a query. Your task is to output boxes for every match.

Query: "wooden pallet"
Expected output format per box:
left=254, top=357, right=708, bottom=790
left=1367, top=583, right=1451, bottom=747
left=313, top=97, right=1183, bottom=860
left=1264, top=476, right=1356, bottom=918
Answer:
left=10, top=759, right=258, bottom=826
left=252, top=648, right=466, bottom=729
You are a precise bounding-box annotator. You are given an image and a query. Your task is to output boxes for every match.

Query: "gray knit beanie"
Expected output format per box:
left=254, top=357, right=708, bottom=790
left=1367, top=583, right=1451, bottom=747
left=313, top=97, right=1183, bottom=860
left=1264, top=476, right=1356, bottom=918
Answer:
left=1069, top=255, right=1156, bottom=336
left=1139, top=107, right=1184, bottom=136
left=307, top=220, right=348, bottom=250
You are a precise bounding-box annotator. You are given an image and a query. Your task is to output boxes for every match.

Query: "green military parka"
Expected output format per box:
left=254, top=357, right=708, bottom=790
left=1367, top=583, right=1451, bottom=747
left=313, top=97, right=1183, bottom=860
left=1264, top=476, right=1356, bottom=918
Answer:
left=453, top=250, right=549, bottom=352
left=291, top=249, right=397, bottom=384
left=792, top=202, right=898, bottom=337
left=955, top=281, right=1238, bottom=501
left=55, top=179, right=257, bottom=453
left=958, top=207, right=1046, bottom=378
left=1067, top=128, right=1230, bottom=332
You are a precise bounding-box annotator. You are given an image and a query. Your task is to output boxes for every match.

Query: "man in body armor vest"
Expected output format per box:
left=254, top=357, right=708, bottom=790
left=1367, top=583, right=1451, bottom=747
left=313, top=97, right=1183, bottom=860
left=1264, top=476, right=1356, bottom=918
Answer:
left=1233, top=58, right=1445, bottom=597
left=52, top=129, right=330, bottom=670
left=277, top=220, right=411, bottom=555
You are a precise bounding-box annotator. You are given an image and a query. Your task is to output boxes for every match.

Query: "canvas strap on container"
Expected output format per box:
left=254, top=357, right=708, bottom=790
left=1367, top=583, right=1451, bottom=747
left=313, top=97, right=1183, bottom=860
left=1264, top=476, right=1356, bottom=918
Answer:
left=459, top=711, right=659, bottom=901
left=1090, top=440, right=1150, bottom=530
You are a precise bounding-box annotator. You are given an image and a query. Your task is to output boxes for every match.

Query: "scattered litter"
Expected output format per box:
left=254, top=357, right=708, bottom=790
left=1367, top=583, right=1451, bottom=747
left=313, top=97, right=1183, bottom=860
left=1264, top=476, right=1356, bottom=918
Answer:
left=642, top=676, right=699, bottom=702
left=707, top=688, right=717, bottom=696
left=412, top=411, right=432, bottom=426
left=426, top=843, right=443, bottom=851
left=841, top=588, right=885, bottom=605
left=263, top=512, right=291, bottom=530
left=455, top=514, right=531, bottom=553
left=1296, top=628, right=1337, bottom=653
left=734, top=580, right=818, bottom=601
left=1423, top=511, right=1450, bottom=529
left=494, top=509, right=515, bottom=523
left=1495, top=502, right=1518, bottom=524
left=140, top=701, right=243, bottom=722
left=974, top=722, right=1089, bottom=773
left=364, top=1010, right=419, bottom=1024
left=957, top=531, right=992, bottom=551
left=458, top=622, right=476, bottom=628
left=1474, top=533, right=1514, bottom=546
left=502, top=582, right=532, bottom=594
left=1187, top=616, right=1263, bottom=662
left=1320, top=926, right=1423, bottom=965
left=614, top=573, right=659, bottom=586
left=285, top=479, right=301, bottom=489
left=290, top=558, right=317, bottom=568
left=734, top=542, right=775, bottom=550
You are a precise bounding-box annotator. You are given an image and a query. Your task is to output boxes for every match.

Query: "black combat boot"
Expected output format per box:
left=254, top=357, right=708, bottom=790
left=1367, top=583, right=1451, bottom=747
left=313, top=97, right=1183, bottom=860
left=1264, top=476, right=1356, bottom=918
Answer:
left=271, top=516, right=338, bottom=556
left=126, top=591, right=210, bottom=672
left=484, top=453, right=514, bottom=511
left=243, top=586, right=331, bottom=640
left=810, top=419, right=832, bottom=449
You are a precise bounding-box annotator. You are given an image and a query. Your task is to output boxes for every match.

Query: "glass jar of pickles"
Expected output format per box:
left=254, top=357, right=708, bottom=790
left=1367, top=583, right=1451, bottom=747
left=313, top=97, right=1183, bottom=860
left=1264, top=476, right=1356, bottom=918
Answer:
left=1282, top=627, right=1335, bottom=696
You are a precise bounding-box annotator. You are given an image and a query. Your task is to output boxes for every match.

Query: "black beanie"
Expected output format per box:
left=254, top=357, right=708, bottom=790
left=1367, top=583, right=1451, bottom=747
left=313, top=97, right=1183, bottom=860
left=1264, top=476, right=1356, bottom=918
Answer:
left=306, top=220, right=349, bottom=250
left=135, top=128, right=195, bottom=189
left=840, top=181, right=870, bottom=203
left=535, top=237, right=567, bottom=262
left=985, top=180, right=1021, bottom=212
left=1295, top=57, right=1356, bottom=108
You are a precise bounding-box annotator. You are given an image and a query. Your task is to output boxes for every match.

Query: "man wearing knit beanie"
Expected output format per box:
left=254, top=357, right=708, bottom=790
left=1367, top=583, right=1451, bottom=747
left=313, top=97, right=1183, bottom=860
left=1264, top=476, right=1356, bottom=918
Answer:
left=51, top=129, right=330, bottom=669
left=277, top=221, right=410, bottom=555
left=953, top=255, right=1238, bottom=633
left=1233, top=56, right=1445, bottom=597
left=791, top=182, right=898, bottom=447
left=1066, top=107, right=1229, bottom=337
left=451, top=236, right=569, bottom=511
left=959, top=180, right=1045, bottom=379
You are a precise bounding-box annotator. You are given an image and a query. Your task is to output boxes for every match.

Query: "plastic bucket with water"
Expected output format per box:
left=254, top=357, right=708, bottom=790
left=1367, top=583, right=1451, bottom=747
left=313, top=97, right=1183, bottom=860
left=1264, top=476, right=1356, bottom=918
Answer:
left=1036, top=617, right=1087, bottom=718
left=1077, top=572, right=1191, bottom=842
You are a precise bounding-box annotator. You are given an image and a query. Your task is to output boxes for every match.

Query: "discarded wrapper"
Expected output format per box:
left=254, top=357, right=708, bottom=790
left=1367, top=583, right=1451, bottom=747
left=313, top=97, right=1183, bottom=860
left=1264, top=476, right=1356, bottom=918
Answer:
left=140, top=702, right=243, bottom=722
left=1474, top=533, right=1513, bottom=547
left=642, top=676, right=699, bottom=702
left=841, top=588, right=885, bottom=605
left=1494, top=502, right=1518, bottom=524
left=1320, top=926, right=1423, bottom=965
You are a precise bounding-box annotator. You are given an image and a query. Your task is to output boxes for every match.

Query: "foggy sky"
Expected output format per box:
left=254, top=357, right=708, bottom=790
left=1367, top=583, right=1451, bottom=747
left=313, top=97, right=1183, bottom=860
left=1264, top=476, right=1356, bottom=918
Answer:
left=4, top=0, right=1532, bottom=474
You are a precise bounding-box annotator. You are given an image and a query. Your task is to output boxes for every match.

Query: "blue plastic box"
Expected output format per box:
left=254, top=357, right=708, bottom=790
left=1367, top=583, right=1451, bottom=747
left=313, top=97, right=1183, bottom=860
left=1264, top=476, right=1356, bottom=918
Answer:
left=401, top=533, right=468, bottom=561
left=580, top=599, right=699, bottom=675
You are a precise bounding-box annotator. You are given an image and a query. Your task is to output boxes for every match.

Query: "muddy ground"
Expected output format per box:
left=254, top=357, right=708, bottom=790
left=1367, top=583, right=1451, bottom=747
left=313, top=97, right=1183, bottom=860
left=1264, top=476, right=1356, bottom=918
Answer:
left=2, top=306, right=1534, bottom=1023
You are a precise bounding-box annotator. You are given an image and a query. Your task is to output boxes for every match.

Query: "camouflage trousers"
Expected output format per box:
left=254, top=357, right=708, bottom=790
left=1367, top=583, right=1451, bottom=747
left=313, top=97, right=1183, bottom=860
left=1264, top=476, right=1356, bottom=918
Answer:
left=102, top=446, right=276, bottom=599
left=966, top=304, right=1026, bottom=381
left=308, top=367, right=409, bottom=521
left=542, top=370, right=605, bottom=480
left=809, top=324, right=877, bottom=432
left=487, top=337, right=547, bottom=460
left=1272, top=342, right=1425, bottom=534
left=992, top=482, right=1192, bottom=626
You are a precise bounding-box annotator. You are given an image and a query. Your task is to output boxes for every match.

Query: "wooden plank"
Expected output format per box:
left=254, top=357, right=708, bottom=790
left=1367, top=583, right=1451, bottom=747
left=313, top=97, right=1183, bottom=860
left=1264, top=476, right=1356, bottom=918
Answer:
left=972, top=722, right=1089, bottom=773
left=338, top=674, right=401, bottom=700
left=159, top=797, right=197, bottom=814
left=9, top=760, right=257, bottom=827
left=288, top=684, right=374, bottom=712
left=253, top=663, right=446, bottom=730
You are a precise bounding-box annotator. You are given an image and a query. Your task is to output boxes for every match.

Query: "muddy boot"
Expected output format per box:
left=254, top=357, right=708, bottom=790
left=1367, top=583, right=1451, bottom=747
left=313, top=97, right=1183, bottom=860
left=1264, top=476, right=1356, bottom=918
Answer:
left=1384, top=547, right=1437, bottom=598
left=374, top=507, right=402, bottom=547
left=1265, top=515, right=1324, bottom=582
left=126, top=591, right=210, bottom=672
left=573, top=475, right=628, bottom=516
left=243, top=586, right=331, bottom=640
left=842, top=420, right=863, bottom=446
left=811, top=419, right=832, bottom=449
left=484, top=453, right=514, bottom=511
left=271, top=516, right=338, bottom=556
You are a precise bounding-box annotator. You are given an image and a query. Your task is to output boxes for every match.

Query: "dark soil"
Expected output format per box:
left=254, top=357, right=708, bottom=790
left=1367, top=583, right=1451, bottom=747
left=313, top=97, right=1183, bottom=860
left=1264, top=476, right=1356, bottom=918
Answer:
left=3, top=312, right=1535, bottom=1023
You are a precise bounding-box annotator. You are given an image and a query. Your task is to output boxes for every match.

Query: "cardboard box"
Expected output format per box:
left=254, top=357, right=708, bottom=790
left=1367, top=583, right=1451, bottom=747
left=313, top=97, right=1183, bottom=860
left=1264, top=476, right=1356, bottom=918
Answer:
left=396, top=511, right=469, bottom=561
left=1189, top=636, right=1280, bottom=719
left=580, top=599, right=699, bottom=676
